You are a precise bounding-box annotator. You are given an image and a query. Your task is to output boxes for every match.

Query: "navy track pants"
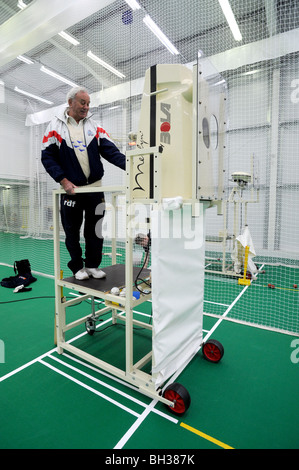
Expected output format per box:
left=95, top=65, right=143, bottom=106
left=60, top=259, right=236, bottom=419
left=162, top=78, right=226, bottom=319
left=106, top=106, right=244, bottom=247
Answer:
left=60, top=191, right=105, bottom=274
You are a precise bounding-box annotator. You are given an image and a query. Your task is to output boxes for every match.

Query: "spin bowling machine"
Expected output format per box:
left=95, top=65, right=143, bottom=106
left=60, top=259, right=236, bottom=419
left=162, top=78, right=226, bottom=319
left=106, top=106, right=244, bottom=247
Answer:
left=53, top=58, right=226, bottom=415
left=126, top=59, right=226, bottom=411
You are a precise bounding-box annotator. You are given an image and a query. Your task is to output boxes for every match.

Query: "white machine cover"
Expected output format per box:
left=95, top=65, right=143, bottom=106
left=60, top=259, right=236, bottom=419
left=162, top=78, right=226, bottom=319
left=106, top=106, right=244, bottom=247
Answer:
left=151, top=204, right=205, bottom=387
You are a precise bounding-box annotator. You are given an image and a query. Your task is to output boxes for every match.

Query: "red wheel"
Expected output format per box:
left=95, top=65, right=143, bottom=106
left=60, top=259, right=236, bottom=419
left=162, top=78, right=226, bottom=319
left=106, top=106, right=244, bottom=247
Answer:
left=163, top=382, right=191, bottom=415
left=202, top=339, right=224, bottom=363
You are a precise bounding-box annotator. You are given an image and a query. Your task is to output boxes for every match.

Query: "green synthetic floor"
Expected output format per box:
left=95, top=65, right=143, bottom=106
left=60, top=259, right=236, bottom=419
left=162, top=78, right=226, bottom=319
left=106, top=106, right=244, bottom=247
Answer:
left=1, top=259, right=299, bottom=449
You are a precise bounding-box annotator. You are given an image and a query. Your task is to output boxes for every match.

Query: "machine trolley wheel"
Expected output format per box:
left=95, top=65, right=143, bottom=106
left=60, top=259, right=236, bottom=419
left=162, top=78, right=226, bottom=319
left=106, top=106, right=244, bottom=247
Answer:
left=85, top=319, right=96, bottom=336
left=202, top=339, right=224, bottom=363
left=163, top=382, right=191, bottom=415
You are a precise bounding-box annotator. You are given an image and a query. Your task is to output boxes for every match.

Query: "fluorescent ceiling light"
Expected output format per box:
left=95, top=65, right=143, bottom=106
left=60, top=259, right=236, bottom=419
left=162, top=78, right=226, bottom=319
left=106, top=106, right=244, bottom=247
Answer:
left=214, top=79, right=226, bottom=86
left=17, top=0, right=27, bottom=10
left=58, top=31, right=80, bottom=46
left=17, top=55, right=34, bottom=64
left=87, top=51, right=125, bottom=79
left=244, top=69, right=259, bottom=76
left=14, top=86, right=53, bottom=105
left=143, top=15, right=179, bottom=55
left=218, top=0, right=242, bottom=41
left=40, top=65, right=78, bottom=87
left=124, top=0, right=141, bottom=10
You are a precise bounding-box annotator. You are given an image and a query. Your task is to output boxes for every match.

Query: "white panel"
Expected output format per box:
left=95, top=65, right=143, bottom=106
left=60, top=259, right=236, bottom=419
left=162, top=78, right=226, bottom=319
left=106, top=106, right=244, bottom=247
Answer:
left=280, top=64, right=299, bottom=122
left=228, top=75, right=269, bottom=129
left=279, top=125, right=299, bottom=185
left=227, top=129, right=269, bottom=182
left=151, top=204, right=205, bottom=387
left=279, top=190, right=299, bottom=253
left=0, top=112, right=30, bottom=179
left=202, top=28, right=299, bottom=76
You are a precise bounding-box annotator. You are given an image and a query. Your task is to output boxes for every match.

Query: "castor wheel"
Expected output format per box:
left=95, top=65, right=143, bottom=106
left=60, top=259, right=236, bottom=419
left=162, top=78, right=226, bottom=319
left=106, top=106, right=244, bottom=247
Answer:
left=85, top=319, right=96, bottom=335
left=163, top=382, right=191, bottom=415
left=202, top=339, right=224, bottom=363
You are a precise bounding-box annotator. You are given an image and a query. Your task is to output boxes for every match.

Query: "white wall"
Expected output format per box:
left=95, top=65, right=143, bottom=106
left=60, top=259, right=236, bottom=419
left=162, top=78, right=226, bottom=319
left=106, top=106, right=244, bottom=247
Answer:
left=0, top=91, right=30, bottom=181
left=205, top=58, right=299, bottom=260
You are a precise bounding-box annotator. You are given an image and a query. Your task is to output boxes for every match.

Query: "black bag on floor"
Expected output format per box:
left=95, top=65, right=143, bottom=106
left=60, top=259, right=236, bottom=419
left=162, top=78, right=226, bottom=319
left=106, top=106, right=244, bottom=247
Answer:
left=14, top=259, right=32, bottom=276
left=0, top=259, right=37, bottom=288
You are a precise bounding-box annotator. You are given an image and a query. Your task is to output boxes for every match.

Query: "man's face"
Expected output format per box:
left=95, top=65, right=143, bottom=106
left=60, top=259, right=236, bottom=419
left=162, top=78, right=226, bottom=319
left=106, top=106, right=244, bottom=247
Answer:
left=68, top=91, right=90, bottom=122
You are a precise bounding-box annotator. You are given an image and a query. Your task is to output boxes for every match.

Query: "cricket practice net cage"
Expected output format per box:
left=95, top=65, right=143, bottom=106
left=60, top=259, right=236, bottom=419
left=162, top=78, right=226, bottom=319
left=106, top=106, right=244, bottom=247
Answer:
left=0, top=0, right=298, bottom=335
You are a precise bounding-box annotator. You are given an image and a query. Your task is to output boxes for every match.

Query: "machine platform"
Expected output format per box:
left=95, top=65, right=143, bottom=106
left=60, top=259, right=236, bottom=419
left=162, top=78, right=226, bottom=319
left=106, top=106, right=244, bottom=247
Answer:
left=62, top=264, right=150, bottom=295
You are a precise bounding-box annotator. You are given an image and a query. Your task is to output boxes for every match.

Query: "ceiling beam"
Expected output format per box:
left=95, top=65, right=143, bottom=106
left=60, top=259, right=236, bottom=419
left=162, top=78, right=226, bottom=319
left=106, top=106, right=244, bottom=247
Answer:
left=49, top=38, right=111, bottom=89
left=200, top=27, right=299, bottom=77
left=264, top=0, right=277, bottom=36
left=0, top=0, right=115, bottom=67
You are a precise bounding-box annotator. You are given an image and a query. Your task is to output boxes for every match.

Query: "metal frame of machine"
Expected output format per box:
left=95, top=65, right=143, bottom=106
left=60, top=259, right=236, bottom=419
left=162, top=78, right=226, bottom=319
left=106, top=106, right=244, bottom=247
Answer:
left=53, top=152, right=189, bottom=412
left=53, top=61, right=225, bottom=415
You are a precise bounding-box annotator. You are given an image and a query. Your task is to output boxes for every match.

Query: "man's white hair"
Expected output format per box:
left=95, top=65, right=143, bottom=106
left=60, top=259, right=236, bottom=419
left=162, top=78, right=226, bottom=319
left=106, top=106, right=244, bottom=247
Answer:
left=66, top=86, right=89, bottom=102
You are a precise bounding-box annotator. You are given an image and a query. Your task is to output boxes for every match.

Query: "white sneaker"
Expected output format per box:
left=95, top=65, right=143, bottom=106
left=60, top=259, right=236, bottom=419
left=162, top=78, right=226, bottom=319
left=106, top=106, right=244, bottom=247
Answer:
left=75, top=268, right=89, bottom=280
left=85, top=267, right=106, bottom=279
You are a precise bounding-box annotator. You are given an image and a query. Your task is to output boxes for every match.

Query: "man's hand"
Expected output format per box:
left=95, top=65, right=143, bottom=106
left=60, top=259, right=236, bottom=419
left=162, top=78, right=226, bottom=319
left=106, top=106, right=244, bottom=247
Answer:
left=60, top=178, right=77, bottom=195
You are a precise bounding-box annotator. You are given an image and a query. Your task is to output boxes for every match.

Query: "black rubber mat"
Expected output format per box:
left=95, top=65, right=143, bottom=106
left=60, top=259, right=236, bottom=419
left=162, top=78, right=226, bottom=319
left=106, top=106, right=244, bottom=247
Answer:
left=63, top=264, right=150, bottom=293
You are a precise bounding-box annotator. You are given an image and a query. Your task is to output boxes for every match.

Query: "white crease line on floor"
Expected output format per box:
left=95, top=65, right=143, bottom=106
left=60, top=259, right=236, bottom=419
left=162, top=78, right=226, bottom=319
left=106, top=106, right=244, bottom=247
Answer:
left=63, top=352, right=140, bottom=391
left=114, top=399, right=159, bottom=450
left=39, top=358, right=140, bottom=418
left=176, top=271, right=261, bottom=385
left=112, top=281, right=256, bottom=447
left=1, top=275, right=257, bottom=446
left=46, top=353, right=177, bottom=423
left=0, top=348, right=56, bottom=383
left=60, top=353, right=177, bottom=423
left=204, top=300, right=230, bottom=307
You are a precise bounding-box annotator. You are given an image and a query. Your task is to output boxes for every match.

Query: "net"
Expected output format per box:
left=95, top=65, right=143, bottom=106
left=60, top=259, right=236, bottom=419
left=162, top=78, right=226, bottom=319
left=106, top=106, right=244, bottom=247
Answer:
left=0, top=0, right=298, bottom=335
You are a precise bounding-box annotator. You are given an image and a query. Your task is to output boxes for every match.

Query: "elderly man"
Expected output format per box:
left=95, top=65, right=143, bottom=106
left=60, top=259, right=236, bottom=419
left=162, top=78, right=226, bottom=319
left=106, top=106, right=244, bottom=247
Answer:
left=41, top=86, right=126, bottom=280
